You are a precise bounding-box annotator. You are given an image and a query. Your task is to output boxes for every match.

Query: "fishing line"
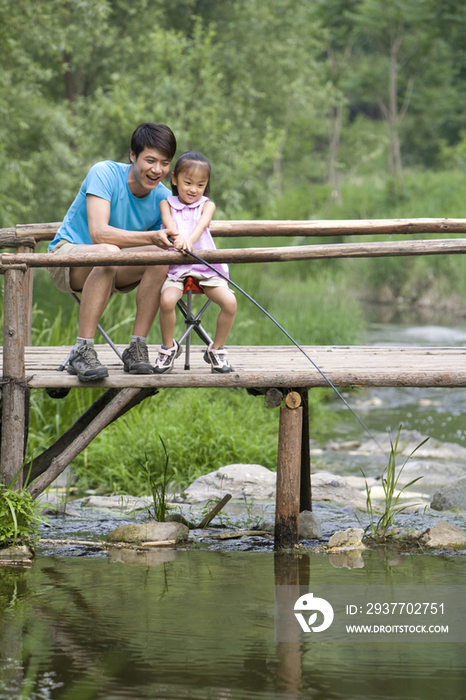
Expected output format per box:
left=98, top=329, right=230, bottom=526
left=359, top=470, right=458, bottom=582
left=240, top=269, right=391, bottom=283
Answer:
left=184, top=248, right=384, bottom=453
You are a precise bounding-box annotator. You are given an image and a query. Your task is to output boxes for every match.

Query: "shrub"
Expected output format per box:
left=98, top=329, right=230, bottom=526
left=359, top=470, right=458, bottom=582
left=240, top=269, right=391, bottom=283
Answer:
left=0, top=484, right=45, bottom=547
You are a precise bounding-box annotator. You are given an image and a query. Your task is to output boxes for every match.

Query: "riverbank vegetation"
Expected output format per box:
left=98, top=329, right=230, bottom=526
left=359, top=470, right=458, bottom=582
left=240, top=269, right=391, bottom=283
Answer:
left=3, top=0, right=466, bottom=494
left=0, top=479, right=45, bottom=547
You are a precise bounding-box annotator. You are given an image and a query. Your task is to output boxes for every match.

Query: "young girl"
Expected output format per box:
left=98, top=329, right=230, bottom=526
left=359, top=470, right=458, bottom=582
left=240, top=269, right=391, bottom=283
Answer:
left=154, top=152, right=237, bottom=374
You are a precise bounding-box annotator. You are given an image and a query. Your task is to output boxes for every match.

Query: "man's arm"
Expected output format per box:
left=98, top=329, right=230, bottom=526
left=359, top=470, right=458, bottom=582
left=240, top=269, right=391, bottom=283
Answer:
left=87, top=195, right=177, bottom=249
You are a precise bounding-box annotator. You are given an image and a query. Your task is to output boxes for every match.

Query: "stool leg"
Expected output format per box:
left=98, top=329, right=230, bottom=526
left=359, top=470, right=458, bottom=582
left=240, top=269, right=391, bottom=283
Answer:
left=177, top=301, right=213, bottom=346
left=185, top=290, right=192, bottom=370
left=175, top=284, right=214, bottom=371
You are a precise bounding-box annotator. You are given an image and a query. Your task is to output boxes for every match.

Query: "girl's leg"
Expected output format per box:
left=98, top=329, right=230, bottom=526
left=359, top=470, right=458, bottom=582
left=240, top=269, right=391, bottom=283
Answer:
left=159, top=287, right=183, bottom=347
left=203, top=286, right=237, bottom=348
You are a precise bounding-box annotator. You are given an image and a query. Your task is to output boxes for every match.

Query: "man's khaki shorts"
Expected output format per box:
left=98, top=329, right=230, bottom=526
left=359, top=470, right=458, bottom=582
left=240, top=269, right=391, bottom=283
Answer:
left=161, top=271, right=229, bottom=293
left=47, top=240, right=139, bottom=295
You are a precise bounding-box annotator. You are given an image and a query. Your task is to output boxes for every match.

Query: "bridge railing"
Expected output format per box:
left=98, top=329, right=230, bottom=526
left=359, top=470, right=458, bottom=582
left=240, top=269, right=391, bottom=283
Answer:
left=2, top=218, right=466, bottom=267
left=2, top=217, right=466, bottom=248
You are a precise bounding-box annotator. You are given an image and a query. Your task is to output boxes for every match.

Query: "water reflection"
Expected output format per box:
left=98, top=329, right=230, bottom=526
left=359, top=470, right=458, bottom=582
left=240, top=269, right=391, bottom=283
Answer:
left=327, top=550, right=365, bottom=569
left=274, top=553, right=309, bottom=696
left=1, top=550, right=465, bottom=700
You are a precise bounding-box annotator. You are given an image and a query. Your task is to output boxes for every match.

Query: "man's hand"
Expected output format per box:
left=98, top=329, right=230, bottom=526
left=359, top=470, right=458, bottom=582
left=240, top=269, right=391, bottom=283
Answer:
left=167, top=232, right=191, bottom=252
left=151, top=229, right=180, bottom=250
left=87, top=195, right=183, bottom=251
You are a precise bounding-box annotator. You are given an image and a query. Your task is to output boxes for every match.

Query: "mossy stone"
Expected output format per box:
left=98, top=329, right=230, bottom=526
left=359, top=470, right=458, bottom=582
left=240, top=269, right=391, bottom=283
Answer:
left=107, top=521, right=189, bottom=544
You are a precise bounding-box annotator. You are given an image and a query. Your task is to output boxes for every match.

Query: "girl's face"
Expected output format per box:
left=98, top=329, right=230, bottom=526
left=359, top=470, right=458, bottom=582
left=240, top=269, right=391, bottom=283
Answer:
left=171, top=165, right=209, bottom=205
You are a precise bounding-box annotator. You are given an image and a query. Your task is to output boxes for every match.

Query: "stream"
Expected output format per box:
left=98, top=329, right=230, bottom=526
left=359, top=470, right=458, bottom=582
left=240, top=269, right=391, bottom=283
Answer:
left=1, top=305, right=466, bottom=700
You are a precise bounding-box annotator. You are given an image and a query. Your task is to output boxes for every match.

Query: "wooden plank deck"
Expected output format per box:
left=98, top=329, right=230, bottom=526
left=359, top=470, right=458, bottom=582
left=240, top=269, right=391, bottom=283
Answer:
left=3, top=344, right=466, bottom=389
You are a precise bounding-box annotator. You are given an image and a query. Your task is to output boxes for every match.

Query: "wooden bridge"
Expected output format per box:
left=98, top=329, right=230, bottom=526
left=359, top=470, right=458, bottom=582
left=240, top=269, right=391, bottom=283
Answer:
left=2, top=218, right=466, bottom=548
left=10, top=344, right=466, bottom=391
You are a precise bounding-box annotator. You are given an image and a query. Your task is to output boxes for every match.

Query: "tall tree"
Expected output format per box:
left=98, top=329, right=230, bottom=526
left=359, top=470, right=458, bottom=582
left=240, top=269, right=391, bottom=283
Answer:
left=313, top=0, right=360, bottom=204
left=351, top=0, right=434, bottom=187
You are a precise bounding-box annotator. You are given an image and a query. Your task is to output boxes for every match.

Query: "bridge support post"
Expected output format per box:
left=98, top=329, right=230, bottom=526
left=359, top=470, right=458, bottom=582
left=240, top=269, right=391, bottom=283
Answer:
left=298, top=388, right=312, bottom=512
left=274, top=394, right=303, bottom=549
left=17, top=244, right=35, bottom=345
left=1, top=267, right=27, bottom=489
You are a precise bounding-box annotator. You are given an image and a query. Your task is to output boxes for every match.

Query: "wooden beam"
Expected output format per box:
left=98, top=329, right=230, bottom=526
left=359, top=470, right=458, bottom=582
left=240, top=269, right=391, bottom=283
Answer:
left=4, top=237, right=466, bottom=269
left=7, top=217, right=466, bottom=242
left=1, top=268, right=27, bottom=489
left=15, top=223, right=61, bottom=240
left=213, top=218, right=466, bottom=237
left=274, top=404, right=303, bottom=549
left=28, top=387, right=143, bottom=499
left=0, top=228, right=35, bottom=248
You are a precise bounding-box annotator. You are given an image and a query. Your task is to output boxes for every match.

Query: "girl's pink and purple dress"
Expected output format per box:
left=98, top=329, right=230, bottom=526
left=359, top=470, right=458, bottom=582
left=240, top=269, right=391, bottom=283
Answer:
left=163, top=195, right=229, bottom=282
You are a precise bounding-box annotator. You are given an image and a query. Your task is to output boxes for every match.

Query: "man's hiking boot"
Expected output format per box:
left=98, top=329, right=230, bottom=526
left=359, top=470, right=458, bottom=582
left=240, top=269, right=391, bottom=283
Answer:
left=122, top=339, right=154, bottom=374
left=203, top=344, right=234, bottom=374
left=153, top=340, right=182, bottom=374
left=67, top=344, right=109, bottom=381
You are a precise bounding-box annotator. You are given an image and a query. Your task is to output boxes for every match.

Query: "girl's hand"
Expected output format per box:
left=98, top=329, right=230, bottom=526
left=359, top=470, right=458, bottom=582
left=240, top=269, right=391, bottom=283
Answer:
left=166, top=229, right=181, bottom=247
left=172, top=235, right=189, bottom=252
left=177, top=237, right=193, bottom=254
left=183, top=238, right=194, bottom=253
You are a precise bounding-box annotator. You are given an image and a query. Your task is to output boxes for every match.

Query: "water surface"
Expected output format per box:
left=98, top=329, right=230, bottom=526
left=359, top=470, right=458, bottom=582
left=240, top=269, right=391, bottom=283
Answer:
left=1, top=550, right=465, bottom=700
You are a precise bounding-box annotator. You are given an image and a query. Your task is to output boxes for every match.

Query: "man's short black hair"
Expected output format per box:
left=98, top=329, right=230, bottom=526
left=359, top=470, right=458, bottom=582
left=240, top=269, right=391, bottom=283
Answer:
left=130, top=123, right=177, bottom=160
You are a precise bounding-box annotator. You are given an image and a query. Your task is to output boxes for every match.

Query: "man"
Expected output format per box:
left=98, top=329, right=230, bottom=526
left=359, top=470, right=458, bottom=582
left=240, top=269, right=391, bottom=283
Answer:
left=47, top=122, right=180, bottom=381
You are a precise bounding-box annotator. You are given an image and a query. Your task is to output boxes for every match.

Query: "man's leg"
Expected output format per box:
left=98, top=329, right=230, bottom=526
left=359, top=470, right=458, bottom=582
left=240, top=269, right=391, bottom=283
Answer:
left=67, top=244, right=168, bottom=377
left=115, top=260, right=168, bottom=338
left=114, top=246, right=169, bottom=374
left=67, top=244, right=120, bottom=381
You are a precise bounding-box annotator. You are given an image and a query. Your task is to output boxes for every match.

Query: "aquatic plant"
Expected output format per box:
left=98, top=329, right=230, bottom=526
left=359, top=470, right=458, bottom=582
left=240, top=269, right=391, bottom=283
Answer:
left=0, top=472, right=47, bottom=546
left=141, top=438, right=171, bottom=523
left=364, top=425, right=427, bottom=538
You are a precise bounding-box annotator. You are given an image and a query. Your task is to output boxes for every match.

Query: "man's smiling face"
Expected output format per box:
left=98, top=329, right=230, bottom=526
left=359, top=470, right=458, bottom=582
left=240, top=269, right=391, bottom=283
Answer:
left=128, top=147, right=171, bottom=197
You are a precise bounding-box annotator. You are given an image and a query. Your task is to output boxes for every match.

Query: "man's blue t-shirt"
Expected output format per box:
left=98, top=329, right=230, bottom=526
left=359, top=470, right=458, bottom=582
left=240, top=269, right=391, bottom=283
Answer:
left=48, top=161, right=171, bottom=250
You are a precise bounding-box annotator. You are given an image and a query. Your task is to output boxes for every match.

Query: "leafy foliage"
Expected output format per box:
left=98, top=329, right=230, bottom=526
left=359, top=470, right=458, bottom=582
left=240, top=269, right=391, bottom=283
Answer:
left=3, top=0, right=465, bottom=227
left=0, top=484, right=45, bottom=546
left=364, top=425, right=427, bottom=537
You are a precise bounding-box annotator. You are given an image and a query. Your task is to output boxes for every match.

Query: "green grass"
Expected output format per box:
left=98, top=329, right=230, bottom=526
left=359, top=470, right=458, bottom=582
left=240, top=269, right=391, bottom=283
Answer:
left=271, top=168, right=466, bottom=222
left=266, top=168, right=466, bottom=303
left=70, top=386, right=334, bottom=494
left=141, top=437, right=171, bottom=521
left=364, top=426, right=427, bottom=538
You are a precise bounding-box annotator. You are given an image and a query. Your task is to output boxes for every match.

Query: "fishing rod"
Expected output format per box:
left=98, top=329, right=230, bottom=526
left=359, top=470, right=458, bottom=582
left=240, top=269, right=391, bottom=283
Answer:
left=184, top=248, right=384, bottom=454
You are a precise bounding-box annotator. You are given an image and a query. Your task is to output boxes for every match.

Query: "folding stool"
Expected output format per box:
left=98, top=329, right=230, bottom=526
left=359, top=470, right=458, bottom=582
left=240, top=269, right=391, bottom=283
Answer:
left=176, top=276, right=213, bottom=370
